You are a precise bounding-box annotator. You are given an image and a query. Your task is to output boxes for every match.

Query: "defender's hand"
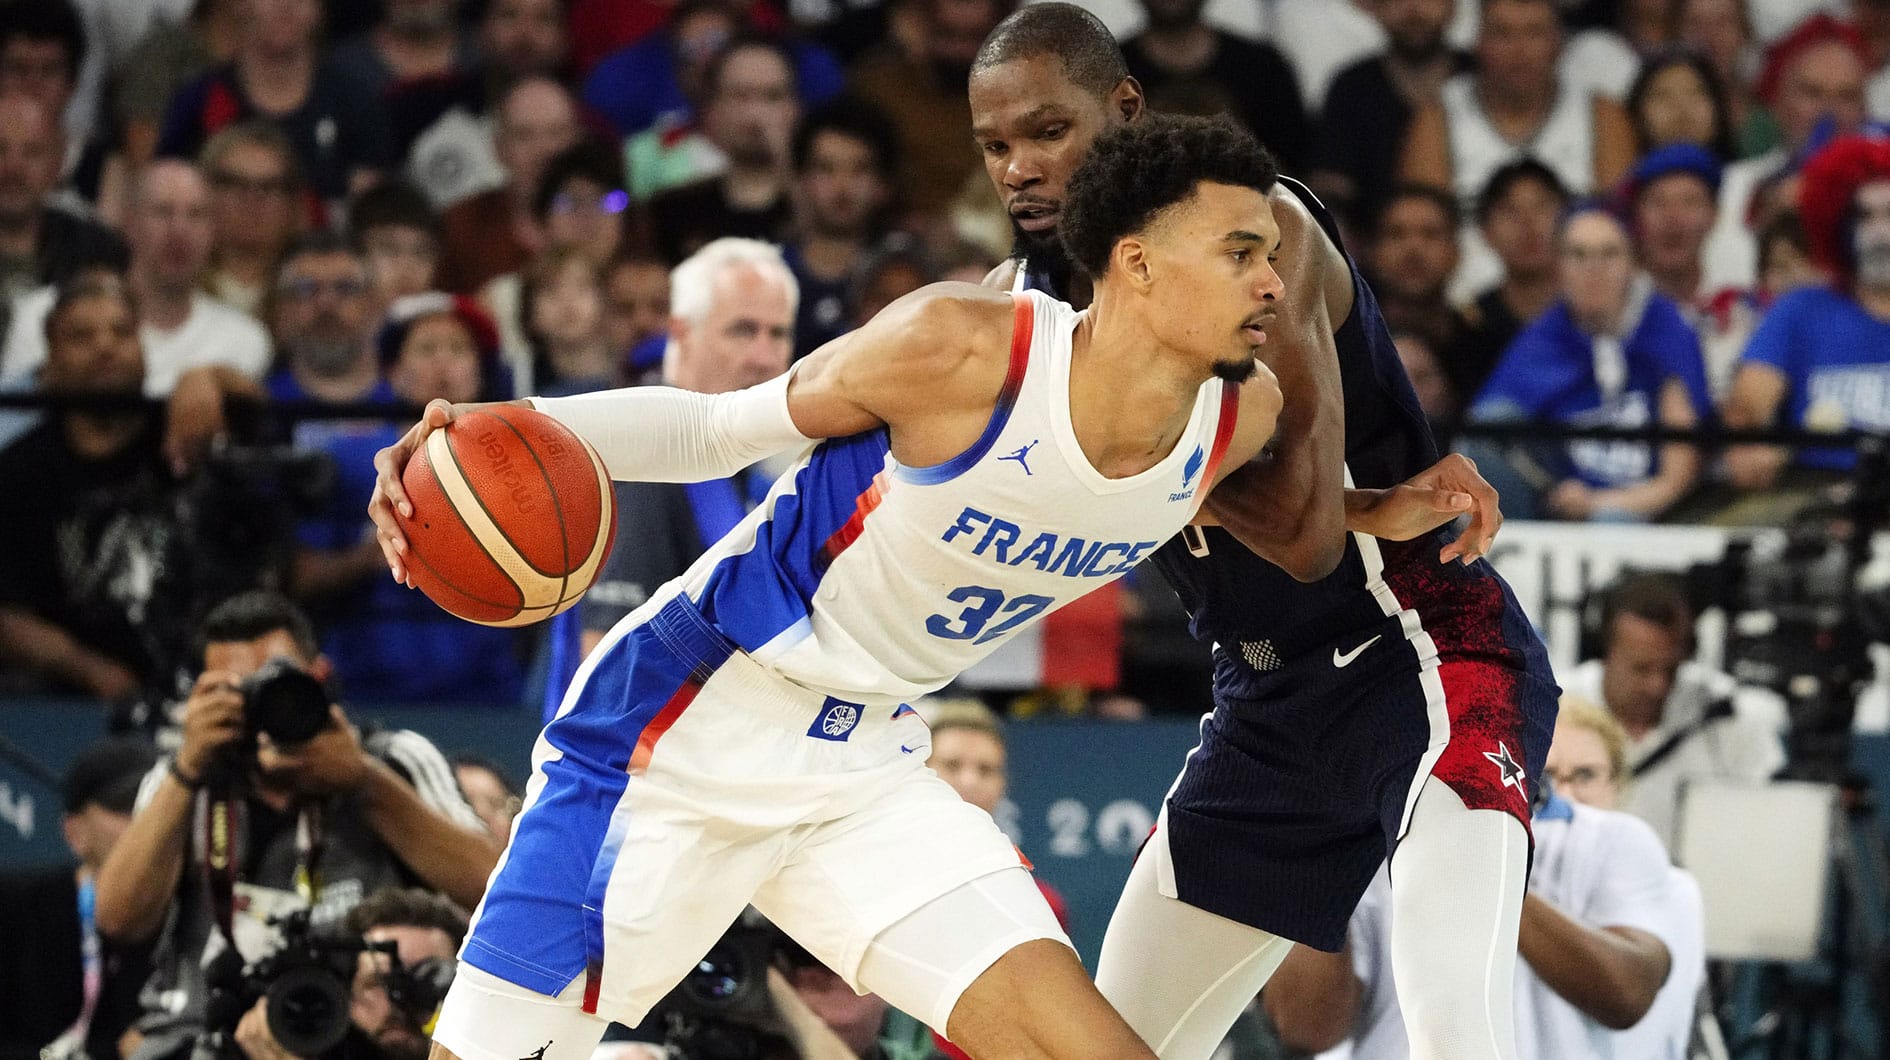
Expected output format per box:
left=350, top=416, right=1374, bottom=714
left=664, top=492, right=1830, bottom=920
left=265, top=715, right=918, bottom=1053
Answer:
left=368, top=400, right=457, bottom=585
left=1347, top=454, right=1502, bottom=562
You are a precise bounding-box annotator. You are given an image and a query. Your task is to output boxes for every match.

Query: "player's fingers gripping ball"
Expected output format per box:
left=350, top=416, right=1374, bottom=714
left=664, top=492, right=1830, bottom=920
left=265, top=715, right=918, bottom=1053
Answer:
left=394, top=405, right=616, bottom=626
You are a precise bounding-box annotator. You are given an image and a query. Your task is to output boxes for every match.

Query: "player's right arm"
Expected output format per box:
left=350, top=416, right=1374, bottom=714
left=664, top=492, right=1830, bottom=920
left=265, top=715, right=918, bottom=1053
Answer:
left=368, top=284, right=1009, bottom=581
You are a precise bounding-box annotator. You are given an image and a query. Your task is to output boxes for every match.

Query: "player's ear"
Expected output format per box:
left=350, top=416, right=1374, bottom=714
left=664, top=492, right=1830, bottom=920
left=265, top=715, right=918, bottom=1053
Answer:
left=1113, top=77, right=1145, bottom=124
left=1112, top=237, right=1153, bottom=289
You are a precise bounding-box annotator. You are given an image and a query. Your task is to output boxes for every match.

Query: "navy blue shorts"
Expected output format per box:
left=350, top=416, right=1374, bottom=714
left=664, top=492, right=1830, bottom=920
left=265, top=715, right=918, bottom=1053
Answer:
left=1162, top=562, right=1560, bottom=951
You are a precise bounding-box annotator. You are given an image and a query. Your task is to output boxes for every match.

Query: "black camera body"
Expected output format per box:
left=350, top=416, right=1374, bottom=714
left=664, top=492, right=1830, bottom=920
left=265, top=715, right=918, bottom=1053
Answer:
left=240, top=659, right=334, bottom=747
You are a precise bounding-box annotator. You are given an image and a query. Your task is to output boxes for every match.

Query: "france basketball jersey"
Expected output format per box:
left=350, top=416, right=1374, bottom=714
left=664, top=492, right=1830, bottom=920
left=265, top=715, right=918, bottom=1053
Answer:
left=618, top=289, right=1242, bottom=704
left=460, top=291, right=1245, bottom=1034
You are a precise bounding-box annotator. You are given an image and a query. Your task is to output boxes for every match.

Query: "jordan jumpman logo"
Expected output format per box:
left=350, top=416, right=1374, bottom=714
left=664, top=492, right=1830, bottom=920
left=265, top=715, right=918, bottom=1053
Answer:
left=999, top=439, right=1040, bottom=475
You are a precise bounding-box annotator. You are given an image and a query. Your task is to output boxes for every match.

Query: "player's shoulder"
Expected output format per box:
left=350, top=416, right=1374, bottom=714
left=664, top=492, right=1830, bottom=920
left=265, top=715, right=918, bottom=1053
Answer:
left=867, top=281, right=1020, bottom=368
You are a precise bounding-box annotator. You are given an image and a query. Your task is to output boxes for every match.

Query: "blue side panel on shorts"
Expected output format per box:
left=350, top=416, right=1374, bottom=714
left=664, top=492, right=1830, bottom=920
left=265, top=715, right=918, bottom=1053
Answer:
left=693, top=428, right=892, bottom=652
left=462, top=600, right=729, bottom=995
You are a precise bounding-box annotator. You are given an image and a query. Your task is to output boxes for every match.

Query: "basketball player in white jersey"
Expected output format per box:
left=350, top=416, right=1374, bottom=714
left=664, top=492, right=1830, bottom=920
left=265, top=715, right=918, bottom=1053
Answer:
left=364, top=115, right=1317, bottom=1060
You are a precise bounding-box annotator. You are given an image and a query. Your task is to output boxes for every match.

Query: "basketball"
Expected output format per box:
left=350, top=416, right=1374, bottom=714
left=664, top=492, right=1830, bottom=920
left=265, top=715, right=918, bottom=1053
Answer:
left=395, top=405, right=616, bottom=628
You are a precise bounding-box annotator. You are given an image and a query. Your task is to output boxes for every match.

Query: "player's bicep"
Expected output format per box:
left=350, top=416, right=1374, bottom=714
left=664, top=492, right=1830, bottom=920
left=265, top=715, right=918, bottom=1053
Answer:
left=792, top=283, right=1003, bottom=435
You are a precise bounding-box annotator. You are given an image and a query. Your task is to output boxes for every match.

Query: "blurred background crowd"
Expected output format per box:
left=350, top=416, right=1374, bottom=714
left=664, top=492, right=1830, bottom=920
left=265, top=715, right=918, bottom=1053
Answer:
left=4, top=0, right=1890, bottom=1057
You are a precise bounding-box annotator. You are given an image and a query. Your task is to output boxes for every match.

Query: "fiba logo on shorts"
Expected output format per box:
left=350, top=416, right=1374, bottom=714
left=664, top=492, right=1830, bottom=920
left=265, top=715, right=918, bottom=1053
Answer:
left=809, top=697, right=863, bottom=741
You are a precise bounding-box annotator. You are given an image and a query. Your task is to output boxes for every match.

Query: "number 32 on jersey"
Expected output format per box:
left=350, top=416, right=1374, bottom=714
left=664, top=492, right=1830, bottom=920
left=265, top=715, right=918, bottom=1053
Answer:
left=925, top=586, right=1056, bottom=645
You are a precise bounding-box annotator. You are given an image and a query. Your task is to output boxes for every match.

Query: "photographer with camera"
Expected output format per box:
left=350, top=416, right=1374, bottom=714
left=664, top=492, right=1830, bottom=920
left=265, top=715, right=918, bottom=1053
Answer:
left=228, top=887, right=465, bottom=1060
left=95, top=591, right=500, bottom=1060
left=1561, top=570, right=1785, bottom=849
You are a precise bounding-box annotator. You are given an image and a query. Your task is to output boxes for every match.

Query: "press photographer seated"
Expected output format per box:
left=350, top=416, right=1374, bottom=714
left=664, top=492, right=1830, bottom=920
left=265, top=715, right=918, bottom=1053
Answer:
left=1561, top=571, right=1785, bottom=850
left=226, top=887, right=465, bottom=1060
left=94, top=592, right=499, bottom=1060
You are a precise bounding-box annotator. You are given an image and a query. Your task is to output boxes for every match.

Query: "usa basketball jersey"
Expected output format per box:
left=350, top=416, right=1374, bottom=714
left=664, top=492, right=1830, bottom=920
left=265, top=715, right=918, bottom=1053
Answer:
left=645, top=290, right=1240, bottom=702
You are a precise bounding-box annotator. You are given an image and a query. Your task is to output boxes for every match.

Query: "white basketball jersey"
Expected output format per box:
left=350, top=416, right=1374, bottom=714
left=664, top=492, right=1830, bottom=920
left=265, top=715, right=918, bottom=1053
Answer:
left=653, top=290, right=1240, bottom=702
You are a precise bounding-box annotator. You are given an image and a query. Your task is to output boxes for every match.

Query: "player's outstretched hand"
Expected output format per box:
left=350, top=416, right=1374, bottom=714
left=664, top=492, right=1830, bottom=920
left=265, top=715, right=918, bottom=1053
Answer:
left=368, top=399, right=457, bottom=585
left=1424, top=453, right=1502, bottom=563
left=1345, top=453, right=1502, bottom=563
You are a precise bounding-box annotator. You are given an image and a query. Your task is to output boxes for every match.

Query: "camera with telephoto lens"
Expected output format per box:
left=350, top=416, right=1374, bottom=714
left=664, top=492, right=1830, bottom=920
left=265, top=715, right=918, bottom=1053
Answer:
left=643, top=911, right=806, bottom=1060
left=197, top=909, right=456, bottom=1060
left=240, top=658, right=334, bottom=747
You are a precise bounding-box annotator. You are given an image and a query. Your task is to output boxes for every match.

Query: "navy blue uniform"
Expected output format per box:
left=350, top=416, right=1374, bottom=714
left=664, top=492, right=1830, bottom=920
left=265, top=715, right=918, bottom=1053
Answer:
left=1022, top=178, right=1560, bottom=950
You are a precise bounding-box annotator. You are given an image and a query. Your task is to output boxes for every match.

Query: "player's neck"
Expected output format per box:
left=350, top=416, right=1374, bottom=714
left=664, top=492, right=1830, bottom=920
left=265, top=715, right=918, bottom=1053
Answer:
left=1068, top=296, right=1212, bottom=477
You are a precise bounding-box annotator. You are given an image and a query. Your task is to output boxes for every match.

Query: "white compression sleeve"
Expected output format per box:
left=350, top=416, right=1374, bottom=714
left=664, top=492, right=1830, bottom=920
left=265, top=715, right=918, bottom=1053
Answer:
left=1388, top=776, right=1528, bottom=1060
left=527, top=371, right=814, bottom=483
left=1094, top=829, right=1294, bottom=1060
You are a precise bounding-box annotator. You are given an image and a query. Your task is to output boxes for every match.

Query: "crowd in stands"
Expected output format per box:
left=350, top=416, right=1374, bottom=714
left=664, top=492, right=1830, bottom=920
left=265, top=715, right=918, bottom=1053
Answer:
left=0, top=0, right=1882, bottom=719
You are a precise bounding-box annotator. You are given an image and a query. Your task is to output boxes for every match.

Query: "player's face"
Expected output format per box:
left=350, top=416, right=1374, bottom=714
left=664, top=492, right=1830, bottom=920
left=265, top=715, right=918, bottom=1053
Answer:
left=43, top=294, right=143, bottom=397
left=1601, top=613, right=1686, bottom=722
left=970, top=56, right=1140, bottom=263
left=928, top=728, right=1006, bottom=815
left=1379, top=0, right=1452, bottom=60
left=1544, top=722, right=1620, bottom=809
left=1140, top=182, right=1283, bottom=382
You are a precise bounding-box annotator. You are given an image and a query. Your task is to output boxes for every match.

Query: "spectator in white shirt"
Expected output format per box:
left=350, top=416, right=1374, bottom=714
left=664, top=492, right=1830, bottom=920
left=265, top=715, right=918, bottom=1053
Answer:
left=1266, top=696, right=1683, bottom=1060
left=1562, top=570, right=1786, bottom=849
left=1546, top=698, right=1709, bottom=1060
left=1, top=160, right=269, bottom=396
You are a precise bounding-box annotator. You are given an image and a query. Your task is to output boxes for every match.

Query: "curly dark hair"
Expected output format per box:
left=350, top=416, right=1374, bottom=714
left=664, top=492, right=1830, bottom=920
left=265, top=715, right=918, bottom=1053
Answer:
left=1058, top=114, right=1278, bottom=280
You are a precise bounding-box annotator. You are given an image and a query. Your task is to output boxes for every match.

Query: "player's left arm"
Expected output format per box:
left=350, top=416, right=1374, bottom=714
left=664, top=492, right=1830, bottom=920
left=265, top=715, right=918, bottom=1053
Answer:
left=1197, top=189, right=1348, bottom=583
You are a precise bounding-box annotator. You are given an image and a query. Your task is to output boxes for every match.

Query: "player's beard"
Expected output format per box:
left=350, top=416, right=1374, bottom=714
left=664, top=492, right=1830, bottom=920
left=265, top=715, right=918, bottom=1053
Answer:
left=1212, top=356, right=1259, bottom=384
left=1011, top=218, right=1074, bottom=291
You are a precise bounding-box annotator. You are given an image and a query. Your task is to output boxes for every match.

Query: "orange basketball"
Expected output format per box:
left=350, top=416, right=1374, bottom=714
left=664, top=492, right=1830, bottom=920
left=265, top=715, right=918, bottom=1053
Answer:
left=395, top=405, right=616, bottom=628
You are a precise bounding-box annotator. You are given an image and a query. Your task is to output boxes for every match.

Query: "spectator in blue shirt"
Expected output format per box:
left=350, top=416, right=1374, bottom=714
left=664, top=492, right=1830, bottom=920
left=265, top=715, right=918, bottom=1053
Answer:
left=1726, top=134, right=1890, bottom=488
left=1467, top=203, right=1712, bottom=521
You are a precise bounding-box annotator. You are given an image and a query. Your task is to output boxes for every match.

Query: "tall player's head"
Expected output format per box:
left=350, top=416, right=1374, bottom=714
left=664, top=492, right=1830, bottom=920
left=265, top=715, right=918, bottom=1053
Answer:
left=969, top=4, right=1143, bottom=269
left=1060, top=114, right=1282, bottom=383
